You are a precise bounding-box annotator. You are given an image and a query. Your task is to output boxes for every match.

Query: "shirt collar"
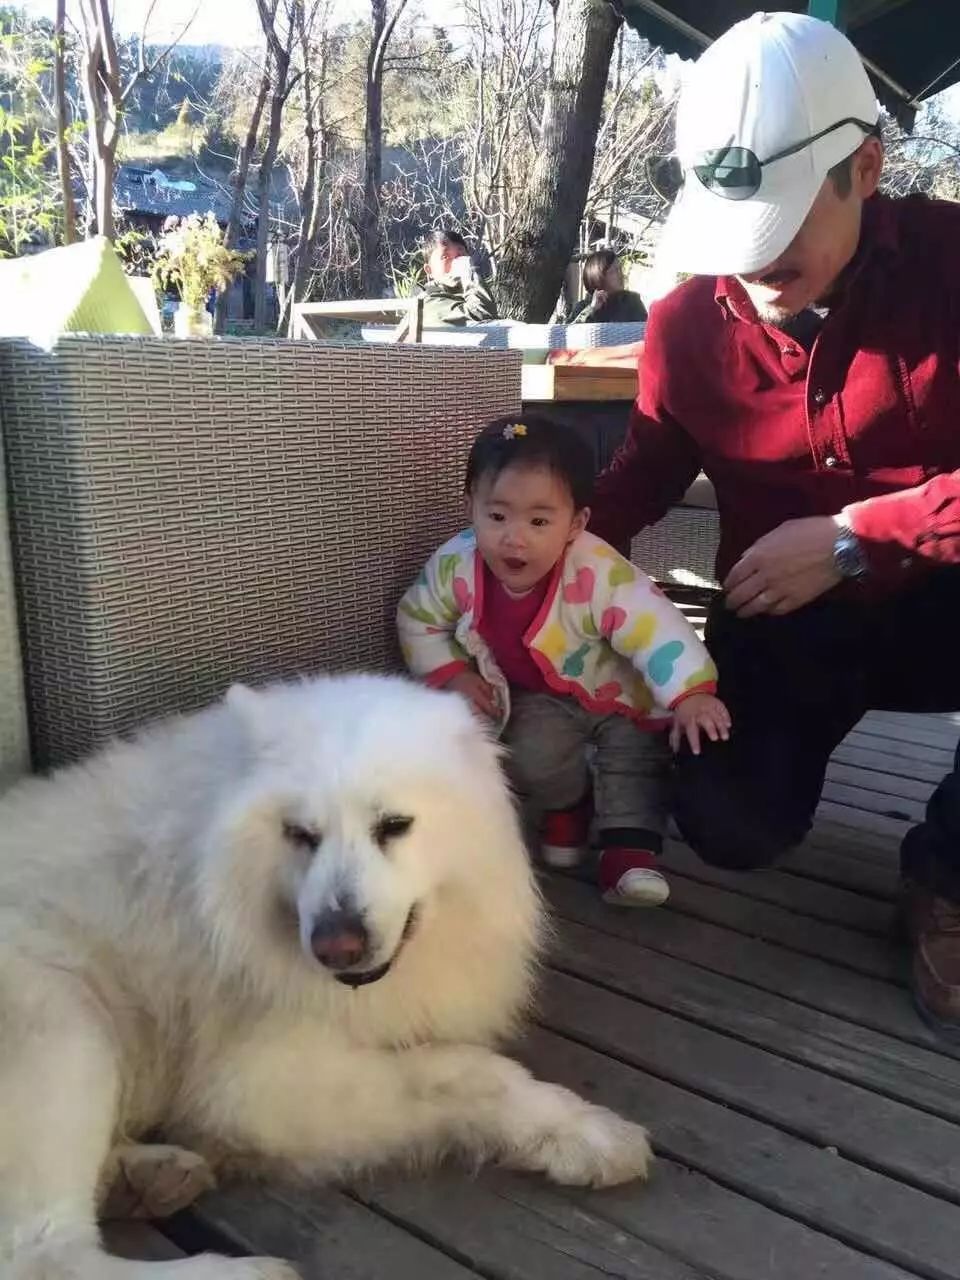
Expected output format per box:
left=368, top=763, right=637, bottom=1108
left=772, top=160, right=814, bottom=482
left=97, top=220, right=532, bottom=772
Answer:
left=713, top=193, right=900, bottom=323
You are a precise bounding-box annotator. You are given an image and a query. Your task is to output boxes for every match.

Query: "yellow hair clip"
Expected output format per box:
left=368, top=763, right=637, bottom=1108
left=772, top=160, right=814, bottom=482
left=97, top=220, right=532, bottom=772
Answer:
left=503, top=423, right=528, bottom=440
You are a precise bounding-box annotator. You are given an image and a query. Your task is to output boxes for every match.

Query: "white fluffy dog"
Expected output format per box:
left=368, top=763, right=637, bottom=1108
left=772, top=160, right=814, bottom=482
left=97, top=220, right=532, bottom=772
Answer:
left=0, top=674, right=651, bottom=1280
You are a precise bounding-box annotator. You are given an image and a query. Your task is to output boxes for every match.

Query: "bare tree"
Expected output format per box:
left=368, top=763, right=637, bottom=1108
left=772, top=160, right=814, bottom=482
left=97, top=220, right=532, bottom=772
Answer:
left=495, top=0, right=621, bottom=319
left=53, top=0, right=76, bottom=243
left=213, top=53, right=272, bottom=333
left=75, top=0, right=196, bottom=239
left=252, top=0, right=301, bottom=330
left=359, top=0, right=410, bottom=296
left=285, top=0, right=334, bottom=325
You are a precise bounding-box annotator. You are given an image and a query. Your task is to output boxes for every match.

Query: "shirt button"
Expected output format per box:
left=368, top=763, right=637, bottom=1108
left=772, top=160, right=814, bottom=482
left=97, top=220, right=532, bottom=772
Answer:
left=824, top=455, right=839, bottom=468
left=813, top=388, right=827, bottom=406
left=901, top=555, right=915, bottom=570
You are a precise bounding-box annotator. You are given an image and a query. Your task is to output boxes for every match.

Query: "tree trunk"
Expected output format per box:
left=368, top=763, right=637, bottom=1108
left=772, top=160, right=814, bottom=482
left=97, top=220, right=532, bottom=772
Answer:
left=54, top=0, right=77, bottom=244
left=359, top=0, right=408, bottom=298
left=252, top=0, right=293, bottom=332
left=494, top=0, right=620, bottom=321
left=215, top=58, right=271, bottom=334
left=360, top=0, right=387, bottom=298
left=253, top=78, right=287, bottom=330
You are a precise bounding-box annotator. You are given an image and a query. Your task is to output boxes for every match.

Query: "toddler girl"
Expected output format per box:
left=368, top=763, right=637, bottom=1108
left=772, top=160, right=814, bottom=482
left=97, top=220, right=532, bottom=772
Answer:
left=397, top=415, right=730, bottom=906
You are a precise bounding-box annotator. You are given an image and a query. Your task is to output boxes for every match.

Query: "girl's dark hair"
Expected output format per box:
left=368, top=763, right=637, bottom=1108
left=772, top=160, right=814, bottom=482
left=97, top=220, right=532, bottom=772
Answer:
left=465, top=415, right=594, bottom=510
left=582, top=248, right=618, bottom=293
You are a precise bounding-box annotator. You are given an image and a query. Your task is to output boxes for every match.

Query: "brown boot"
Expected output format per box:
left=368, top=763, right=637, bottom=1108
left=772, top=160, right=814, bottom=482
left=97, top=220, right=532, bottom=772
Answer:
left=903, top=882, right=960, bottom=1038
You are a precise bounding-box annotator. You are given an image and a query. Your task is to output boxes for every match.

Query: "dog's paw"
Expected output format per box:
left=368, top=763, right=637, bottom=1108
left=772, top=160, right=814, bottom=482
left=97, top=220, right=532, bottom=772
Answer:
left=505, top=1085, right=653, bottom=1187
left=100, top=1143, right=216, bottom=1219
left=181, top=1257, right=300, bottom=1280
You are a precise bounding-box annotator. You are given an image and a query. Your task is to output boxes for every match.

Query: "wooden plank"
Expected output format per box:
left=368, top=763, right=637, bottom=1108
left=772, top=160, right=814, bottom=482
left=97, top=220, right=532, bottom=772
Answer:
left=184, top=1186, right=477, bottom=1279
left=821, top=780, right=926, bottom=823
left=664, top=869, right=905, bottom=981
left=102, top=1222, right=185, bottom=1261
left=521, top=364, right=638, bottom=403
left=857, top=714, right=960, bottom=751
left=359, top=1171, right=712, bottom=1280
left=521, top=1027, right=948, bottom=1280
left=542, top=874, right=957, bottom=1056
left=816, top=800, right=912, bottom=840
left=808, top=816, right=901, bottom=857
left=659, top=842, right=895, bottom=935
left=826, top=762, right=936, bottom=803
left=778, top=844, right=899, bottom=901
left=550, top=918, right=960, bottom=1121
left=536, top=976, right=960, bottom=1211
left=831, top=742, right=947, bottom=786
left=843, top=729, right=954, bottom=767
left=364, top=1157, right=918, bottom=1280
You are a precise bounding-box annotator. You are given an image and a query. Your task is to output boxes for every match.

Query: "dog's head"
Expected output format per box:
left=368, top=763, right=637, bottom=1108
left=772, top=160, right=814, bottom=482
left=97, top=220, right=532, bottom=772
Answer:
left=198, top=674, right=535, bottom=1000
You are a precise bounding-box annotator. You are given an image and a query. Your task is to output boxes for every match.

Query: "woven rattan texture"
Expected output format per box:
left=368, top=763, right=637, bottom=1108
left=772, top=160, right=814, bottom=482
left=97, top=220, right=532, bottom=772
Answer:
left=0, top=426, right=30, bottom=788
left=631, top=506, right=720, bottom=589
left=0, top=337, right=521, bottom=766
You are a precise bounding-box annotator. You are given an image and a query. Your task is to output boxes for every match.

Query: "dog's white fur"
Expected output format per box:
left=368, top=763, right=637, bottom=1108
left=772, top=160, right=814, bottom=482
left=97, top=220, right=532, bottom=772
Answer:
left=0, top=674, right=651, bottom=1280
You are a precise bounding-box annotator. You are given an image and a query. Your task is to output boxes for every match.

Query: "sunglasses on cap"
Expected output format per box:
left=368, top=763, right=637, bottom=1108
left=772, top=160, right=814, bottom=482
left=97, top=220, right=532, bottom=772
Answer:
left=646, top=116, right=879, bottom=204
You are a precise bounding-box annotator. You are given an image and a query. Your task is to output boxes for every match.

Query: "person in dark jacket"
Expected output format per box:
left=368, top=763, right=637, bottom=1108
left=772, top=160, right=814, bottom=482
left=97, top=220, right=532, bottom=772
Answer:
left=421, top=229, right=498, bottom=327
left=569, top=250, right=647, bottom=324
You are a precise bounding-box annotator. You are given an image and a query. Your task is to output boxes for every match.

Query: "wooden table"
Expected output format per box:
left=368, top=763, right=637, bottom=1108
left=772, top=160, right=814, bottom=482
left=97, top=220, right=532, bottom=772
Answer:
left=520, top=363, right=638, bottom=403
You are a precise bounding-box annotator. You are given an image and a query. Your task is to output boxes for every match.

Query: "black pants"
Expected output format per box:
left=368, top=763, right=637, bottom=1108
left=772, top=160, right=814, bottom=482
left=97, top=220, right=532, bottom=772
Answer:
left=673, top=569, right=960, bottom=899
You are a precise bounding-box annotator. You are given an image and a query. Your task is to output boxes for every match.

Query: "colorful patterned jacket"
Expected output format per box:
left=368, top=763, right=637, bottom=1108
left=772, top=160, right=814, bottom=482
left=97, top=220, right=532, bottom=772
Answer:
left=397, top=528, right=717, bottom=732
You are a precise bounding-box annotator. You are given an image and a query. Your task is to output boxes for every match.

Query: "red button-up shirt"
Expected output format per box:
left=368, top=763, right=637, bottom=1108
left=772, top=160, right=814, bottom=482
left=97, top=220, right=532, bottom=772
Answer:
left=590, top=194, right=960, bottom=586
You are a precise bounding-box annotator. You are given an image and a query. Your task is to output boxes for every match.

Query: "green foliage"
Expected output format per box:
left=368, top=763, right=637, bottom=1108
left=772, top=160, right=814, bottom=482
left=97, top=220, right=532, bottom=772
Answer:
left=0, top=103, right=59, bottom=256
left=151, top=212, right=247, bottom=309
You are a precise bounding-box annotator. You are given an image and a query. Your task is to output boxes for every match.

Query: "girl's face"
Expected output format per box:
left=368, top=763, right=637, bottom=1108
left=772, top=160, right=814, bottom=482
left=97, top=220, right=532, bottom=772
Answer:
left=469, top=463, right=588, bottom=595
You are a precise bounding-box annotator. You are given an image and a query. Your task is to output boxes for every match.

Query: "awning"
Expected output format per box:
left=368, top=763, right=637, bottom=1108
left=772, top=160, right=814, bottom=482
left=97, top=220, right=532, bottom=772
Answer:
left=615, top=1, right=960, bottom=127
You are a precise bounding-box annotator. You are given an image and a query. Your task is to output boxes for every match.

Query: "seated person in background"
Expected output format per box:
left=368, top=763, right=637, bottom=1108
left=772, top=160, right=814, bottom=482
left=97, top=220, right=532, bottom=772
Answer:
left=421, top=228, right=498, bottom=327
left=398, top=416, right=729, bottom=909
left=569, top=250, right=648, bottom=324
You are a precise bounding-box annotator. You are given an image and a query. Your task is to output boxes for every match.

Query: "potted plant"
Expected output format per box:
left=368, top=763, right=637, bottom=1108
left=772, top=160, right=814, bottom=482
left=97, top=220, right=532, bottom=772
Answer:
left=151, top=213, right=247, bottom=338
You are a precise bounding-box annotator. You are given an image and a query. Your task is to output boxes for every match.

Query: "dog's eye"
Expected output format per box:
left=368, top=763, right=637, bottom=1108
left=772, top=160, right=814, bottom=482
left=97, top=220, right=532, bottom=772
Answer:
left=283, top=822, right=320, bottom=852
left=374, top=814, right=413, bottom=846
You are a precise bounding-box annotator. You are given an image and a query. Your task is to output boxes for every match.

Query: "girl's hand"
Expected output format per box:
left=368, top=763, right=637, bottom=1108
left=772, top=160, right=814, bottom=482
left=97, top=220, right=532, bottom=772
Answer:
left=670, top=693, right=732, bottom=755
left=447, top=671, right=500, bottom=720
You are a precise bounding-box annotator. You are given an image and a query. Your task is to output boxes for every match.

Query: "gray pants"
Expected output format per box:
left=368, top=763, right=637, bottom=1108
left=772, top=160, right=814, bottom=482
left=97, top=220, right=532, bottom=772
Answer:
left=504, top=690, right=670, bottom=840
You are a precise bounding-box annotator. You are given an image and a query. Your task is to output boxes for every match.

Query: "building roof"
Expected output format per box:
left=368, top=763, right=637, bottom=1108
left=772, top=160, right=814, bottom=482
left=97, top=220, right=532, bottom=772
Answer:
left=617, top=0, right=960, bottom=127
left=116, top=165, right=235, bottom=223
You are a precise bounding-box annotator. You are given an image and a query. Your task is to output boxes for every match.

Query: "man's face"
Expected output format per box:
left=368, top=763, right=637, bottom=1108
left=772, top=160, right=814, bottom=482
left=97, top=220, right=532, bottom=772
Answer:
left=736, top=138, right=883, bottom=324
left=426, top=243, right=459, bottom=281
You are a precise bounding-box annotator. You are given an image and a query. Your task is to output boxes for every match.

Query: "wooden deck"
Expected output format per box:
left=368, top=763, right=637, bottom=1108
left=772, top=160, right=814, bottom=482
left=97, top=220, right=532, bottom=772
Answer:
left=109, top=709, right=960, bottom=1280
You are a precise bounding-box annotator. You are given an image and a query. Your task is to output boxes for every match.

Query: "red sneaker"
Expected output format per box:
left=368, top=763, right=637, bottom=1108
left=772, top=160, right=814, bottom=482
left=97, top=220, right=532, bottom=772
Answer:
left=541, top=802, right=591, bottom=869
left=599, top=847, right=670, bottom=907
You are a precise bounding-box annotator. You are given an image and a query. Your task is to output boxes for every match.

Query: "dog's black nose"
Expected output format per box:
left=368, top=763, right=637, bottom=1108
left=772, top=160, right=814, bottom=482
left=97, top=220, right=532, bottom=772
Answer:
left=310, top=912, right=368, bottom=970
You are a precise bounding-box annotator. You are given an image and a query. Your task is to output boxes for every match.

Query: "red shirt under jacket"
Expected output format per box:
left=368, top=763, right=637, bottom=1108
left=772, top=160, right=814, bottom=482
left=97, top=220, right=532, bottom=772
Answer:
left=590, top=193, right=960, bottom=587
left=477, top=563, right=551, bottom=694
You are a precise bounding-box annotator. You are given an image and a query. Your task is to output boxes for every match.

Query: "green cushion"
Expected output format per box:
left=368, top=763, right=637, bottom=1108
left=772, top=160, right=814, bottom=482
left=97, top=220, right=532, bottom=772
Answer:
left=0, top=236, right=154, bottom=340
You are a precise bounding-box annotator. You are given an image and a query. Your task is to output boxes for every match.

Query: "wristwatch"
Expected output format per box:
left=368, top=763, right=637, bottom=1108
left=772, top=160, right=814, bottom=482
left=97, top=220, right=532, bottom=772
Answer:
left=833, top=523, right=867, bottom=580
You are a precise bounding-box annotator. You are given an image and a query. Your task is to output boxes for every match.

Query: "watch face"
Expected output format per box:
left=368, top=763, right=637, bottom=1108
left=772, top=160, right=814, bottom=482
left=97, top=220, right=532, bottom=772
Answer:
left=834, top=533, right=866, bottom=579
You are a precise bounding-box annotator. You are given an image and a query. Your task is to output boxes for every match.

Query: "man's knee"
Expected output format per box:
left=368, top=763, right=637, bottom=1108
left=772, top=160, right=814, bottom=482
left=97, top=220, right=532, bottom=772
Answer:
left=673, top=750, right=807, bottom=871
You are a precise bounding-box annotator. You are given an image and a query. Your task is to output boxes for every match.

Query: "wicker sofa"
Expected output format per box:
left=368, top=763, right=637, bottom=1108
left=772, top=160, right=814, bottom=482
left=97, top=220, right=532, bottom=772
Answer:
left=0, top=337, right=521, bottom=769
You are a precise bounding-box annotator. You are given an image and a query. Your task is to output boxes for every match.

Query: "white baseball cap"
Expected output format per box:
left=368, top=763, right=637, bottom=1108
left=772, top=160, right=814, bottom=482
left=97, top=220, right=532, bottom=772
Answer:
left=658, top=11, right=879, bottom=277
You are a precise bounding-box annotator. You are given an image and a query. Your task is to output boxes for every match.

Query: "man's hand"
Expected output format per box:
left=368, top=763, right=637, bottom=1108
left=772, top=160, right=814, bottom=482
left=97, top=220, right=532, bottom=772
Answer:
left=591, top=288, right=609, bottom=310
left=447, top=670, right=500, bottom=719
left=670, top=693, right=732, bottom=755
left=724, top=515, right=843, bottom=617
